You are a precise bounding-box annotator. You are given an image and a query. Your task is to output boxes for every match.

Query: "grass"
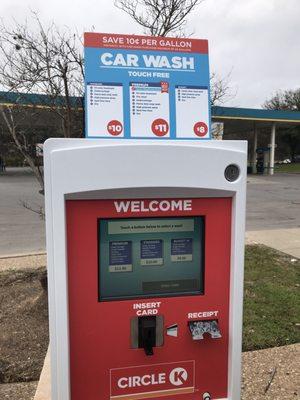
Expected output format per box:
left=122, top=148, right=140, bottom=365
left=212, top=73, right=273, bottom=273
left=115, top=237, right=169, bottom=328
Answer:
left=243, top=245, right=300, bottom=351
left=275, top=163, right=300, bottom=173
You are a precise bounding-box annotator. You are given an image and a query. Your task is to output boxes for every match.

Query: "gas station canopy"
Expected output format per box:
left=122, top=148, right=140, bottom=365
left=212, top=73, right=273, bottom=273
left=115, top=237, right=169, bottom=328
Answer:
left=212, top=106, right=300, bottom=175
left=212, top=105, right=300, bottom=125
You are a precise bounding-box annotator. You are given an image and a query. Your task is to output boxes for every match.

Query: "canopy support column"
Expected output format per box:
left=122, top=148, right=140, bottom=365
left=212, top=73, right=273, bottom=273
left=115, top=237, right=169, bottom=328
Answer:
left=252, top=124, right=258, bottom=174
left=269, top=123, right=276, bottom=175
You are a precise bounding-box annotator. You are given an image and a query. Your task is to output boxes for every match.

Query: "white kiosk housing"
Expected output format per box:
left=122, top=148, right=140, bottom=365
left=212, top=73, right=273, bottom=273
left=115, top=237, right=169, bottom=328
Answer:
left=45, top=139, right=247, bottom=400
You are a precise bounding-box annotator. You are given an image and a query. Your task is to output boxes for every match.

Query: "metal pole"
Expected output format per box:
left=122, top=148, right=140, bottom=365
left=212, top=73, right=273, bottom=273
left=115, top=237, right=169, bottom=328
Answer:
left=252, top=124, right=258, bottom=174
left=269, top=123, right=276, bottom=175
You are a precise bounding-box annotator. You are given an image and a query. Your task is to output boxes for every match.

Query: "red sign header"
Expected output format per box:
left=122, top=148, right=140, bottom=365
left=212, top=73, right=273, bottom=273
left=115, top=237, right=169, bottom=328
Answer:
left=84, top=32, right=208, bottom=54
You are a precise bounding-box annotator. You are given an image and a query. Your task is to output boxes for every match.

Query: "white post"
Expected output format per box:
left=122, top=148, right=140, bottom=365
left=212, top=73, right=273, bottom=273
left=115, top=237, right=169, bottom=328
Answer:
left=269, top=123, right=276, bottom=175
left=252, top=124, right=258, bottom=174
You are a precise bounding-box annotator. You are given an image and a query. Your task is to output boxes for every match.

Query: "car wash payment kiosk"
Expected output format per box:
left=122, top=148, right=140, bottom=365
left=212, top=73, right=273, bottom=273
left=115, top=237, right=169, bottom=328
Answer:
left=45, top=33, right=247, bottom=400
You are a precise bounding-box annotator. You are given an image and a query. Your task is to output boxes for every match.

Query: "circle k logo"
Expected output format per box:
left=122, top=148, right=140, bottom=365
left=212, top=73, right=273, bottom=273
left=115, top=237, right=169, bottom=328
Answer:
left=169, top=367, right=188, bottom=386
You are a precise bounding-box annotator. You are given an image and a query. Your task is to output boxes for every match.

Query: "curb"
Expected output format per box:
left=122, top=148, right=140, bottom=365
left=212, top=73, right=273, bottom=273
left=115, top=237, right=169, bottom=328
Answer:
left=0, top=251, right=46, bottom=260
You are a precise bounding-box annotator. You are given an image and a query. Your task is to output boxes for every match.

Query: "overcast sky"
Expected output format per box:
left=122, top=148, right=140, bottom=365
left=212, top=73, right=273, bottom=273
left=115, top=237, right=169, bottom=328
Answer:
left=0, top=0, right=299, bottom=108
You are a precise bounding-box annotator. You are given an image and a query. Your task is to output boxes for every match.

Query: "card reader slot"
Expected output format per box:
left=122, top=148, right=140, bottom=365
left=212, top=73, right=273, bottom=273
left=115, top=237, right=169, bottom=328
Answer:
left=131, top=315, right=164, bottom=355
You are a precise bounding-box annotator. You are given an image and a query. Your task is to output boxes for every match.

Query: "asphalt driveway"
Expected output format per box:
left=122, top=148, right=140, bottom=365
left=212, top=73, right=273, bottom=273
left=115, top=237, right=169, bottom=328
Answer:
left=0, top=168, right=299, bottom=256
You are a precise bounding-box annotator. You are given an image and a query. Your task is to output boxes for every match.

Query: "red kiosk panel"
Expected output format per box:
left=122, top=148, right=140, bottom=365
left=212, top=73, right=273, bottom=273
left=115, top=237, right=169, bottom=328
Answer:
left=66, top=197, right=232, bottom=400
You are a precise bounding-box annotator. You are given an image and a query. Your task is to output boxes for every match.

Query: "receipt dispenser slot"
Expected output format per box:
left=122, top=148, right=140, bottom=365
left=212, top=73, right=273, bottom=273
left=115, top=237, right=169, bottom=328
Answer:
left=188, top=320, right=222, bottom=340
left=131, top=315, right=164, bottom=355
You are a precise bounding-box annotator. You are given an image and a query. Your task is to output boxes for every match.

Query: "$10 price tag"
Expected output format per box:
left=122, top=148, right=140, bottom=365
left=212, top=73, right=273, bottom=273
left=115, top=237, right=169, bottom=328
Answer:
left=107, top=120, right=123, bottom=136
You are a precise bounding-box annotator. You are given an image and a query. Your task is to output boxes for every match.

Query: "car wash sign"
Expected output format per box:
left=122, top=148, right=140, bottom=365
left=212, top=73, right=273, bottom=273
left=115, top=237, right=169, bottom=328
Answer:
left=84, top=32, right=211, bottom=140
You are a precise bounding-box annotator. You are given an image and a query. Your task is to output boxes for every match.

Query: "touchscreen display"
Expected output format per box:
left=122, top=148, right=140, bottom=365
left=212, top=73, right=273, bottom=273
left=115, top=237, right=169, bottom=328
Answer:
left=98, top=217, right=204, bottom=300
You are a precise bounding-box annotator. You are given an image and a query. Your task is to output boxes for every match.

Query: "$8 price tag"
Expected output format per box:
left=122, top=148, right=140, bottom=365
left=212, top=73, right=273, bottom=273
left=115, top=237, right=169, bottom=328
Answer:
left=193, top=122, right=208, bottom=137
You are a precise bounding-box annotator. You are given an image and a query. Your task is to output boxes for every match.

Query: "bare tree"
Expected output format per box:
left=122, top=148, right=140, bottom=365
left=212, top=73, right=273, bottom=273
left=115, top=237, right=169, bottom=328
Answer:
left=115, top=0, right=204, bottom=36
left=0, top=13, right=84, bottom=192
left=115, top=0, right=234, bottom=105
left=210, top=71, right=235, bottom=106
left=264, top=88, right=300, bottom=111
left=0, top=13, right=84, bottom=138
left=0, top=104, right=44, bottom=190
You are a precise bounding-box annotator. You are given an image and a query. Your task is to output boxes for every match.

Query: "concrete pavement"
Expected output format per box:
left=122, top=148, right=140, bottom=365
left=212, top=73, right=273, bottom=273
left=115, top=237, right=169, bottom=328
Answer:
left=34, top=349, right=51, bottom=400
left=0, top=253, right=46, bottom=271
left=246, top=173, right=300, bottom=259
left=246, top=173, right=300, bottom=231
left=246, top=228, right=300, bottom=259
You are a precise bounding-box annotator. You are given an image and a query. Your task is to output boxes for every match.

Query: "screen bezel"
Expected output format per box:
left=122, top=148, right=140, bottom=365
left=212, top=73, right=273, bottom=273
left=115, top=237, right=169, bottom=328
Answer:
left=98, top=216, right=205, bottom=302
